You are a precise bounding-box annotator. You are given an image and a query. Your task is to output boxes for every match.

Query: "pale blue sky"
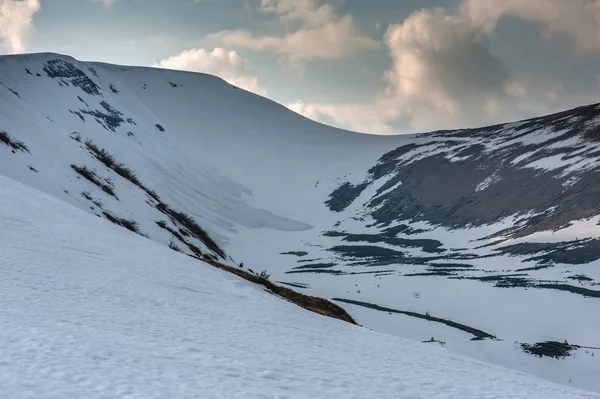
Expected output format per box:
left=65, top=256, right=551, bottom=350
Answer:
left=2, top=0, right=600, bottom=133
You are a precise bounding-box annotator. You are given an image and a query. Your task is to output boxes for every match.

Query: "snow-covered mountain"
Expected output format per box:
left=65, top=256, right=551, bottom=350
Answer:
left=1, top=53, right=600, bottom=393
left=4, top=175, right=600, bottom=398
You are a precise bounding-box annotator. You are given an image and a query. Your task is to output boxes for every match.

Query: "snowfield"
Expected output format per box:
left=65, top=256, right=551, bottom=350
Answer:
left=1, top=175, right=598, bottom=399
left=2, top=52, right=600, bottom=393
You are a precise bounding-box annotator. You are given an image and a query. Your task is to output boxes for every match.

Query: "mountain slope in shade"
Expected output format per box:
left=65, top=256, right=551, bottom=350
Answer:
left=1, top=175, right=599, bottom=399
left=1, top=53, right=600, bottom=391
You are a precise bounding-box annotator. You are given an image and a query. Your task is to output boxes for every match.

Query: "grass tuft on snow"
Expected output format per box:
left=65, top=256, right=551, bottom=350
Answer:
left=202, top=258, right=357, bottom=325
left=0, top=130, right=29, bottom=153
left=71, top=164, right=117, bottom=198
left=85, top=140, right=161, bottom=202
left=102, top=211, right=140, bottom=233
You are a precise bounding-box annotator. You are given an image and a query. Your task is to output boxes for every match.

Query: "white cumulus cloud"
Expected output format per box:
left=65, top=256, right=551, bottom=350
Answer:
left=288, top=2, right=587, bottom=134
left=153, top=48, right=267, bottom=96
left=461, top=0, right=600, bottom=53
left=0, top=0, right=40, bottom=54
left=207, top=0, right=379, bottom=66
left=287, top=100, right=394, bottom=134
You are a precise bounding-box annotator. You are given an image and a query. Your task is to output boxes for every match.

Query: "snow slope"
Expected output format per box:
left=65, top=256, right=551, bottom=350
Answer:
left=1, top=175, right=598, bottom=399
left=1, top=53, right=600, bottom=392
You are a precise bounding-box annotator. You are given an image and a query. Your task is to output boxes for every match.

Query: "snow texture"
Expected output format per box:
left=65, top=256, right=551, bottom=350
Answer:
left=1, top=175, right=598, bottom=399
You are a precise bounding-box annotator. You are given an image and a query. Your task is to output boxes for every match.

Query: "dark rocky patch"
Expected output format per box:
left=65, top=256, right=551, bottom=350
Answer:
left=79, top=101, right=125, bottom=132
left=521, top=341, right=578, bottom=359
left=292, top=263, right=336, bottom=270
left=405, top=271, right=456, bottom=277
left=515, top=264, right=554, bottom=272
left=25, top=68, right=33, bottom=75
left=324, top=231, right=445, bottom=254
left=455, top=273, right=600, bottom=298
left=378, top=224, right=429, bottom=236
left=77, top=96, right=89, bottom=106
left=453, top=274, right=533, bottom=288
left=568, top=274, right=594, bottom=282
left=155, top=124, right=165, bottom=132
left=325, top=103, right=600, bottom=239
left=44, top=59, right=101, bottom=96
left=109, top=84, right=119, bottom=93
left=499, top=239, right=600, bottom=266
left=70, top=110, right=85, bottom=122
left=286, top=269, right=346, bottom=275
left=349, top=270, right=396, bottom=275
left=280, top=251, right=309, bottom=257
left=321, top=231, right=346, bottom=237
left=536, top=283, right=600, bottom=298
left=297, top=258, right=322, bottom=263
left=326, top=181, right=369, bottom=212
left=328, top=243, right=487, bottom=269
left=9, top=88, right=19, bottom=97
left=329, top=245, right=405, bottom=263
left=428, top=263, right=474, bottom=269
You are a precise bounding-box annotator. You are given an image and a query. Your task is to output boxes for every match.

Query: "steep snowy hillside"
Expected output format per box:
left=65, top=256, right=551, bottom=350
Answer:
left=2, top=175, right=599, bottom=399
left=1, top=53, right=600, bottom=391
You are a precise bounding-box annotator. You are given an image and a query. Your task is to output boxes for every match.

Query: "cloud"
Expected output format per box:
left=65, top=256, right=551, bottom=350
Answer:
left=380, top=7, right=516, bottom=130
left=461, top=0, right=600, bottom=53
left=287, top=100, right=394, bottom=134
left=287, top=6, right=568, bottom=134
left=153, top=47, right=267, bottom=96
left=207, top=0, right=379, bottom=65
left=91, top=0, right=117, bottom=7
left=0, top=0, right=40, bottom=54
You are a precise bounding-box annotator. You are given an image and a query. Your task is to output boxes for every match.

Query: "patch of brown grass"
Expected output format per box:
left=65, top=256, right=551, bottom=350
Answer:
left=202, top=258, right=357, bottom=325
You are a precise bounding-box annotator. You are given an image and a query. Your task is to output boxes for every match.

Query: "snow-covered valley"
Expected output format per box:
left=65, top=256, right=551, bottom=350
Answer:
left=1, top=52, right=600, bottom=395
left=3, top=175, right=599, bottom=398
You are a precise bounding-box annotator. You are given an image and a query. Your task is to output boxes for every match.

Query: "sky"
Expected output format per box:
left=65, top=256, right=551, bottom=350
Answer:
left=1, top=0, right=600, bottom=134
